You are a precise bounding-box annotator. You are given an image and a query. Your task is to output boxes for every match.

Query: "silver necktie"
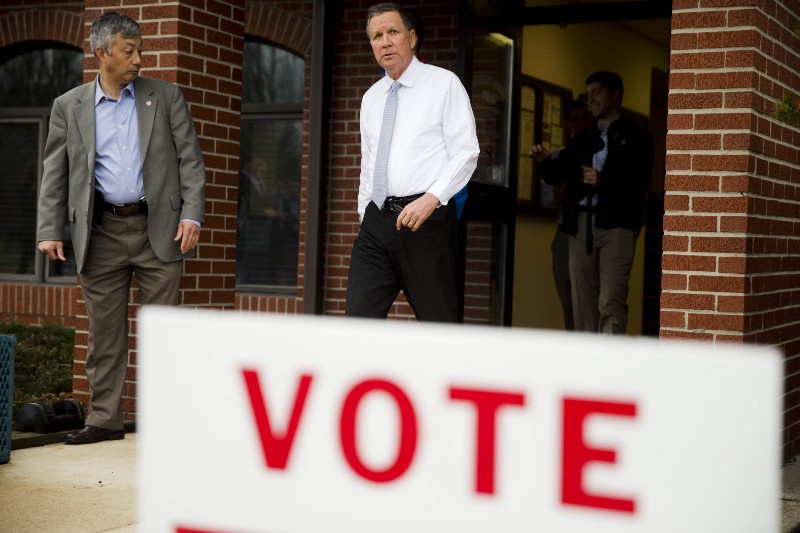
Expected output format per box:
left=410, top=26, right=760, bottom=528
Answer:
left=372, top=80, right=401, bottom=209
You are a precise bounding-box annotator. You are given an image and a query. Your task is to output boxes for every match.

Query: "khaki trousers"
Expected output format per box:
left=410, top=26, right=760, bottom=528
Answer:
left=568, top=212, right=636, bottom=334
left=80, top=212, right=182, bottom=429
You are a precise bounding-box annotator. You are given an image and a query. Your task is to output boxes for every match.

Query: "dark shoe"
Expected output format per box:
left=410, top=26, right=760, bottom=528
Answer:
left=65, top=425, right=124, bottom=445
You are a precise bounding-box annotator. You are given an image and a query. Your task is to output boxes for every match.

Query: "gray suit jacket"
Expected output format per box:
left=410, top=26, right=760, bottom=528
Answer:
left=37, top=77, right=206, bottom=272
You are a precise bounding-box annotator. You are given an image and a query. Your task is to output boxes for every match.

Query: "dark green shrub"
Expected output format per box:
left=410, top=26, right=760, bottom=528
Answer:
left=0, top=321, right=75, bottom=420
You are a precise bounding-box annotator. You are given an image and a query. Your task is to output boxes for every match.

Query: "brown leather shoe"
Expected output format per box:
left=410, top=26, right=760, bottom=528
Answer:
left=65, top=425, right=125, bottom=445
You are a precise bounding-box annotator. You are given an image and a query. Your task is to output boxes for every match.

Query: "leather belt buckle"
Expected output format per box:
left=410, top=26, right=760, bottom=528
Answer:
left=105, top=201, right=147, bottom=216
left=386, top=201, right=403, bottom=214
left=383, top=195, right=420, bottom=214
left=113, top=204, right=134, bottom=216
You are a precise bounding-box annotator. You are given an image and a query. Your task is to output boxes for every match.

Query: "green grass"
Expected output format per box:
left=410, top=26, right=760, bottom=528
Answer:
left=0, top=321, right=75, bottom=423
left=774, top=94, right=800, bottom=127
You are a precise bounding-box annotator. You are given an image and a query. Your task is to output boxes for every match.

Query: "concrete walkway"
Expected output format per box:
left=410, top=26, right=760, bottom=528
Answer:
left=2, top=431, right=800, bottom=532
left=0, top=432, right=136, bottom=533
left=784, top=459, right=800, bottom=533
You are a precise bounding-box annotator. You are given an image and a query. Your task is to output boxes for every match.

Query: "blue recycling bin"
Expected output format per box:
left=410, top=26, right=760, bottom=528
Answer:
left=0, top=334, right=15, bottom=464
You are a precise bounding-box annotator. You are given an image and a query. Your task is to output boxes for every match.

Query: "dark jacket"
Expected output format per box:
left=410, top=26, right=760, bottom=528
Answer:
left=539, top=114, right=654, bottom=236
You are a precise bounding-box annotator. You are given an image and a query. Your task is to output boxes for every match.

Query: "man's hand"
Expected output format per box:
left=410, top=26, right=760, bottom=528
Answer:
left=175, top=221, right=201, bottom=254
left=396, top=192, right=440, bottom=232
left=38, top=240, right=66, bottom=262
left=581, top=165, right=602, bottom=187
left=529, top=144, right=551, bottom=163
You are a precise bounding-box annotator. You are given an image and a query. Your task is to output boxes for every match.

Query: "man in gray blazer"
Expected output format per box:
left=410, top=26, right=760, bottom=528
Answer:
left=37, top=12, right=206, bottom=444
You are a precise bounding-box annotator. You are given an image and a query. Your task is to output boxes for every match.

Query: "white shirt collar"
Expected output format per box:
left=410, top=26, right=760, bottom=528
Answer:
left=94, top=77, right=136, bottom=105
left=383, top=55, right=422, bottom=92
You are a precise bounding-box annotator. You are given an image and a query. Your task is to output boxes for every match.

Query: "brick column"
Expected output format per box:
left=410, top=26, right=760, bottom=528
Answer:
left=663, top=0, right=800, bottom=460
left=73, top=0, right=245, bottom=421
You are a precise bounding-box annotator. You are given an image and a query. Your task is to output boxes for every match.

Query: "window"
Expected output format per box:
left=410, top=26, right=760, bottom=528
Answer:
left=237, top=39, right=303, bottom=292
left=0, top=43, right=82, bottom=282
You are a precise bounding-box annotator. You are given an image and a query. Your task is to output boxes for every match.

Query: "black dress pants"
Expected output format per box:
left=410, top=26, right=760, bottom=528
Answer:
left=346, top=201, right=459, bottom=322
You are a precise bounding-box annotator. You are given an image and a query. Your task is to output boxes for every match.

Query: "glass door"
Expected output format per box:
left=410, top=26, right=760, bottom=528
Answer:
left=461, top=22, right=520, bottom=326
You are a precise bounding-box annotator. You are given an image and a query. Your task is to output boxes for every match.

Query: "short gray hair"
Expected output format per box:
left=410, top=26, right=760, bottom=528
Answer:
left=89, top=12, right=141, bottom=58
left=366, top=3, right=412, bottom=38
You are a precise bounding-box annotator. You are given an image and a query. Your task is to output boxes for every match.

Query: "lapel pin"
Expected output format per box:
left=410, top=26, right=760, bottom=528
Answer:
left=146, top=100, right=152, bottom=106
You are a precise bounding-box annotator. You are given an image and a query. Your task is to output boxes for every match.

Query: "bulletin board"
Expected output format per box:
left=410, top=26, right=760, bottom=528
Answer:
left=517, top=76, right=572, bottom=210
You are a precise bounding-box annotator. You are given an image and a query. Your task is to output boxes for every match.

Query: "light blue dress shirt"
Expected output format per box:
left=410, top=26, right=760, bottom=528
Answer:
left=94, top=79, right=144, bottom=205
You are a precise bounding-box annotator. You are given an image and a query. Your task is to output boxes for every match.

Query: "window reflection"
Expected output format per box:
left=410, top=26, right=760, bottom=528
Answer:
left=470, top=29, right=514, bottom=187
left=0, top=43, right=81, bottom=282
left=0, top=122, right=38, bottom=277
left=0, top=45, right=83, bottom=107
left=237, top=39, right=304, bottom=292
left=242, top=40, right=304, bottom=105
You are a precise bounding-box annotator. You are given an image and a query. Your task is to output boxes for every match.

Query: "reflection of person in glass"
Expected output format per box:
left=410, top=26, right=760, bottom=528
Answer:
left=238, top=157, right=269, bottom=220
left=269, top=177, right=300, bottom=284
left=345, top=3, right=479, bottom=322
left=238, top=156, right=300, bottom=286
left=237, top=156, right=271, bottom=284
left=530, top=71, right=653, bottom=334
left=9, top=160, right=38, bottom=275
left=537, top=99, right=593, bottom=331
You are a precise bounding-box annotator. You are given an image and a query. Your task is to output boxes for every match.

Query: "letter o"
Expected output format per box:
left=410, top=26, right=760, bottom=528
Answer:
left=339, top=379, right=418, bottom=483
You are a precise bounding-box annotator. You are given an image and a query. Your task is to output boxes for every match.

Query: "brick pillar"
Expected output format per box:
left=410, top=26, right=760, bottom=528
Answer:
left=73, top=1, right=245, bottom=422
left=663, top=0, right=800, bottom=460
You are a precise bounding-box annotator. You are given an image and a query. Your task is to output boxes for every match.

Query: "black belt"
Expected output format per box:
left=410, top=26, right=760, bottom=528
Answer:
left=380, top=193, right=424, bottom=214
left=103, top=200, right=148, bottom=216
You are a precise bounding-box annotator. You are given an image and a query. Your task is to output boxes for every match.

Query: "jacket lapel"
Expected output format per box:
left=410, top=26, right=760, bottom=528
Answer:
left=75, top=82, right=97, bottom=180
left=135, top=78, right=156, bottom=166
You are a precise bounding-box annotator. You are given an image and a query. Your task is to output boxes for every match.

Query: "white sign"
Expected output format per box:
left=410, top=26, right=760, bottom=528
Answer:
left=139, top=308, right=781, bottom=533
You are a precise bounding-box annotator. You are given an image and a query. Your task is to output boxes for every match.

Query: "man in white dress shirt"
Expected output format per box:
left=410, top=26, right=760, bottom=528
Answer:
left=345, top=2, right=479, bottom=322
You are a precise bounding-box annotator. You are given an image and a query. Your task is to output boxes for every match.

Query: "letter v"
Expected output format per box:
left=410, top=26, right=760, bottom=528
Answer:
left=242, top=369, right=313, bottom=469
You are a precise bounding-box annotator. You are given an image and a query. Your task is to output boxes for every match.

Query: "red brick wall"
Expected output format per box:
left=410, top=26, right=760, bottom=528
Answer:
left=0, top=284, right=80, bottom=328
left=0, top=2, right=84, bottom=48
left=663, top=0, right=800, bottom=460
left=463, top=221, right=495, bottom=325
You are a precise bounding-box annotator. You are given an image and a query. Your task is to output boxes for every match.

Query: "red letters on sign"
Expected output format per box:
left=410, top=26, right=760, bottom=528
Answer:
left=241, top=368, right=638, bottom=512
left=449, top=388, right=526, bottom=495
left=561, top=397, right=637, bottom=514
left=242, top=370, right=313, bottom=470
left=339, top=379, right=418, bottom=483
